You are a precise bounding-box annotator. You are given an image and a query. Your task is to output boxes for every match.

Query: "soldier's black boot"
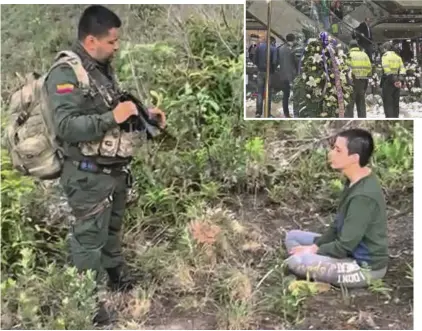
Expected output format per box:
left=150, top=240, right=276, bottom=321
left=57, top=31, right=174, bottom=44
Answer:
left=93, top=301, right=111, bottom=326
left=106, top=263, right=135, bottom=293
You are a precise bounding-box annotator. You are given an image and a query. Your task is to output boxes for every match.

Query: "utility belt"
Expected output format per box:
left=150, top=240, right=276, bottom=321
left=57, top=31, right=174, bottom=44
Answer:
left=380, top=74, right=399, bottom=88
left=72, top=159, right=133, bottom=188
left=78, top=127, right=144, bottom=159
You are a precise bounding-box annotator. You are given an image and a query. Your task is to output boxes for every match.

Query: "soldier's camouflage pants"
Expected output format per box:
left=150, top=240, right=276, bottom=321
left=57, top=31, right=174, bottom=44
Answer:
left=60, top=160, right=127, bottom=276
left=284, top=230, right=387, bottom=288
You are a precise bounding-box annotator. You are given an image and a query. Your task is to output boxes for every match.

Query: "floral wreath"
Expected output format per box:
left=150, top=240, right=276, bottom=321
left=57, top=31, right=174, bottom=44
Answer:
left=293, top=32, right=353, bottom=118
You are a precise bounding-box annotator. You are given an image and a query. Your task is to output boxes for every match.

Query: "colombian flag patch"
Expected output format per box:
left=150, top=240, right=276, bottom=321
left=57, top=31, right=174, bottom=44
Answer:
left=56, top=83, right=74, bottom=94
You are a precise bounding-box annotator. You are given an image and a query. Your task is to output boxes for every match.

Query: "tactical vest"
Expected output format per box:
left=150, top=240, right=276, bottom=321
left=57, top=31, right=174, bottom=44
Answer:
left=65, top=46, right=142, bottom=165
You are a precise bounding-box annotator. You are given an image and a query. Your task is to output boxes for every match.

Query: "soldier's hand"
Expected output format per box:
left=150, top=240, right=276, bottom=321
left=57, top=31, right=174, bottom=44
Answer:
left=148, top=107, right=166, bottom=129
left=394, top=81, right=402, bottom=88
left=113, top=101, right=138, bottom=124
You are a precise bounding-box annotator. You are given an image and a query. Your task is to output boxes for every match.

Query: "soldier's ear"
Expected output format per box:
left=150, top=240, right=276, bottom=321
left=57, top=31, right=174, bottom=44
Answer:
left=83, top=35, right=97, bottom=50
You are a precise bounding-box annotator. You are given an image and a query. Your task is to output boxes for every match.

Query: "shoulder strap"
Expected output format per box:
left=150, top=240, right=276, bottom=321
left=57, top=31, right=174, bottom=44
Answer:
left=48, top=50, right=90, bottom=90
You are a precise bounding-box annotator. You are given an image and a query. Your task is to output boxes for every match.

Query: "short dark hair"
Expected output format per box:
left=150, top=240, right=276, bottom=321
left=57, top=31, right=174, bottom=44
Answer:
left=337, top=129, right=374, bottom=167
left=78, top=5, right=122, bottom=41
left=270, top=36, right=276, bottom=43
left=349, top=40, right=359, bottom=48
left=286, top=34, right=295, bottom=42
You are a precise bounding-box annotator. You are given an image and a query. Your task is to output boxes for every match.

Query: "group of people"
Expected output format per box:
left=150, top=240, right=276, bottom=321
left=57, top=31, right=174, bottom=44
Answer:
left=293, top=0, right=344, bottom=34
left=248, top=15, right=410, bottom=118
left=249, top=33, right=299, bottom=118
left=347, top=38, right=406, bottom=118
left=4, top=4, right=395, bottom=327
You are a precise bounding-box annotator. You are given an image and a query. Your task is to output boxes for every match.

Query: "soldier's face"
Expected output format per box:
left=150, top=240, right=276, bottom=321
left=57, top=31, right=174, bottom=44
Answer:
left=90, top=28, right=120, bottom=63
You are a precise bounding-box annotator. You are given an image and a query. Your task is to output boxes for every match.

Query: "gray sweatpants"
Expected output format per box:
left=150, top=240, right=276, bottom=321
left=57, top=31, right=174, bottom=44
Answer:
left=285, top=230, right=387, bottom=288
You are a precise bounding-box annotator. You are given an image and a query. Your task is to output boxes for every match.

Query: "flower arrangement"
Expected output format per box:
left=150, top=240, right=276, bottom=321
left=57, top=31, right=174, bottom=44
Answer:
left=402, top=59, right=422, bottom=102
left=404, top=59, right=421, bottom=90
left=405, top=59, right=421, bottom=77
left=292, top=33, right=353, bottom=118
left=368, top=64, right=383, bottom=90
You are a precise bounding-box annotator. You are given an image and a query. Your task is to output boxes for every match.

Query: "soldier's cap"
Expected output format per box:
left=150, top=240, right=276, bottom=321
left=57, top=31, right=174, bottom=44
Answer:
left=349, top=40, right=359, bottom=48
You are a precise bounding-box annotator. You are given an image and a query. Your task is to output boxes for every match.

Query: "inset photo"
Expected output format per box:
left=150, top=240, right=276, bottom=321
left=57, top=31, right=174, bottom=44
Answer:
left=245, top=0, right=422, bottom=119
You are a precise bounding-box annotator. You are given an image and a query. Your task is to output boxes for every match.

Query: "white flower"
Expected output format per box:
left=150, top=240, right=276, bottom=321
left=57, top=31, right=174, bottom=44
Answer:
left=306, top=76, right=318, bottom=87
left=311, top=54, right=323, bottom=64
left=302, top=73, right=307, bottom=80
left=338, top=50, right=344, bottom=57
left=316, top=46, right=321, bottom=51
left=306, top=94, right=311, bottom=99
left=314, top=88, right=322, bottom=96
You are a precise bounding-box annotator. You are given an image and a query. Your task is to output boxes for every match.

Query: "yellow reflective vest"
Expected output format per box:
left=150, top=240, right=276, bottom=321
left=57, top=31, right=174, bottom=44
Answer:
left=382, top=51, right=406, bottom=76
left=347, top=47, right=372, bottom=79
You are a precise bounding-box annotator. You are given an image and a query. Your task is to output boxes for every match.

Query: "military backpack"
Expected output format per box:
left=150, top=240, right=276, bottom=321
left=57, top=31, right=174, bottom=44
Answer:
left=4, top=50, right=90, bottom=179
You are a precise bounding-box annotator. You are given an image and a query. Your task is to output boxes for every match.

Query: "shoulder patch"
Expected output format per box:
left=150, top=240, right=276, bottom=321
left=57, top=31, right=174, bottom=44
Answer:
left=56, top=83, right=74, bottom=94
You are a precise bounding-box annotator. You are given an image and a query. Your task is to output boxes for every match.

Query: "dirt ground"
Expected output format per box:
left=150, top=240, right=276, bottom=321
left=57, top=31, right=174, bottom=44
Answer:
left=135, top=194, right=413, bottom=330
left=238, top=195, right=413, bottom=330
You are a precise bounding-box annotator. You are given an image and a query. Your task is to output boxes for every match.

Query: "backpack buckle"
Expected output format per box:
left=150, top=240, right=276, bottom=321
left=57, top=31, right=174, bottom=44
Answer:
left=16, top=164, right=29, bottom=175
left=16, top=113, right=28, bottom=126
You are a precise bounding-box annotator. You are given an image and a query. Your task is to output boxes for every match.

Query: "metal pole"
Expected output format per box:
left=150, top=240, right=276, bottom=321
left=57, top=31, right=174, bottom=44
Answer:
left=264, top=0, right=272, bottom=118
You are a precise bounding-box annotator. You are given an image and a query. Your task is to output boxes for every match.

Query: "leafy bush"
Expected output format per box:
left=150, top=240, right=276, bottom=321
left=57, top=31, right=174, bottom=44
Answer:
left=0, top=4, right=413, bottom=330
left=1, top=249, right=97, bottom=330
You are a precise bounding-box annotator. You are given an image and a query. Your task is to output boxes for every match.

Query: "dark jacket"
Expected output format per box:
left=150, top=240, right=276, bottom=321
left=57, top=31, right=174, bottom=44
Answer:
left=277, top=43, right=298, bottom=83
left=355, top=22, right=372, bottom=47
left=314, top=173, right=388, bottom=270
left=253, top=42, right=278, bottom=73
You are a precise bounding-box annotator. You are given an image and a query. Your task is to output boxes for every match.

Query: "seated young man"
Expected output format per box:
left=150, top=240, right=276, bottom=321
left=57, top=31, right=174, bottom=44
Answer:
left=284, top=129, right=389, bottom=288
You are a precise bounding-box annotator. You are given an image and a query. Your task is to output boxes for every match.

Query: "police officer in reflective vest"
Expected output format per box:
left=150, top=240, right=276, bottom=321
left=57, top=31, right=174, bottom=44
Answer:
left=346, top=40, right=372, bottom=118
left=380, top=42, right=406, bottom=118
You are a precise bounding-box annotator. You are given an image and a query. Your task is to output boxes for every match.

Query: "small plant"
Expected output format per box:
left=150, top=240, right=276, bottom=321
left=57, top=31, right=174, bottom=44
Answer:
left=361, top=266, right=393, bottom=300
left=216, top=300, right=254, bottom=330
left=405, top=263, right=413, bottom=283
left=368, top=279, right=393, bottom=300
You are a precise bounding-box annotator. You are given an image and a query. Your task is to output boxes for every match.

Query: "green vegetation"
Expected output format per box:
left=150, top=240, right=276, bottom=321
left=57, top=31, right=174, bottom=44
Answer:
left=1, top=5, right=413, bottom=330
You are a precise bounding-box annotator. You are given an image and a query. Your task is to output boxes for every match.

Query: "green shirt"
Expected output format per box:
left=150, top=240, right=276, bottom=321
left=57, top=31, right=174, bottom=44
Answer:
left=314, top=172, right=389, bottom=270
left=45, top=64, right=117, bottom=144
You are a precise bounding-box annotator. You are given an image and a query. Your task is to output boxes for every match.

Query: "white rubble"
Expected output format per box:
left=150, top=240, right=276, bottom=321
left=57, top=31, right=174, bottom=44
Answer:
left=244, top=97, right=422, bottom=119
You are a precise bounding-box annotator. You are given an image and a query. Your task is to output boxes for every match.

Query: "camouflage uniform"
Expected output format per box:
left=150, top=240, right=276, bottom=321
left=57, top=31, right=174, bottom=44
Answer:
left=45, top=43, right=132, bottom=283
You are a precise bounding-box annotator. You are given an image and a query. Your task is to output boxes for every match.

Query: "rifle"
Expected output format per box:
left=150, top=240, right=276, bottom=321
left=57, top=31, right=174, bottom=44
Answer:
left=118, top=91, right=166, bottom=140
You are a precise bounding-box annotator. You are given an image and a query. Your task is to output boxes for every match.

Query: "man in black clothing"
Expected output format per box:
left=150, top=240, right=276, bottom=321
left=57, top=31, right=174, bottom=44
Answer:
left=277, top=33, right=298, bottom=118
left=355, top=17, right=373, bottom=61
left=248, top=34, right=259, bottom=63
left=253, top=34, right=278, bottom=118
